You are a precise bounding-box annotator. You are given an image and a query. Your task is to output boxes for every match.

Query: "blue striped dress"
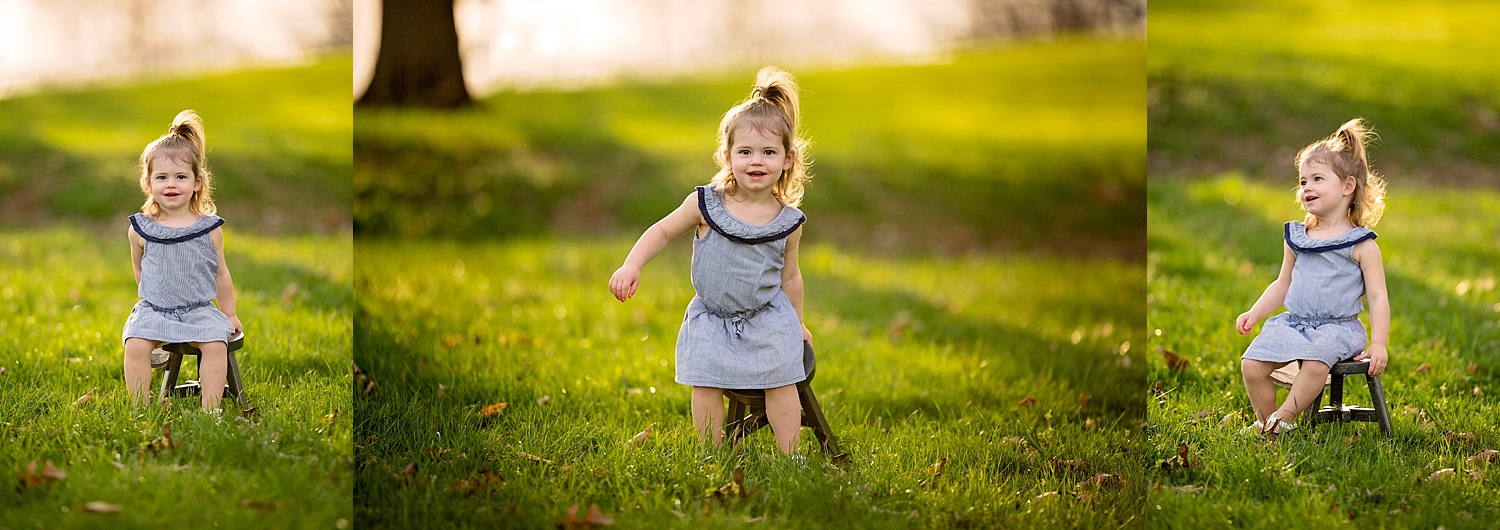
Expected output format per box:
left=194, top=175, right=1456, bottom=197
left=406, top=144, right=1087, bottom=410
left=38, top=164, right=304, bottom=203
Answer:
left=121, top=213, right=232, bottom=346
left=1242, top=221, right=1375, bottom=368
left=675, top=184, right=806, bottom=389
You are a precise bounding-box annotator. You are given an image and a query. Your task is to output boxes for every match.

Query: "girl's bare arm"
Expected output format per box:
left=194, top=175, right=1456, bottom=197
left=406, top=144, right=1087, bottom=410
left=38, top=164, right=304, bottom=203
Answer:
left=1237, top=242, right=1296, bottom=334
left=1353, top=239, right=1389, bottom=375
left=780, top=226, right=810, bottom=343
left=211, top=228, right=242, bottom=334
left=609, top=192, right=704, bottom=302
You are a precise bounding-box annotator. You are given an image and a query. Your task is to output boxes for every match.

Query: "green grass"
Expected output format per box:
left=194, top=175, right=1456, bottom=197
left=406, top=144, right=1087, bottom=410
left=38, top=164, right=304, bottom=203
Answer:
left=1146, top=175, right=1500, bottom=528
left=0, top=55, right=354, bottom=233
left=1148, top=0, right=1500, bottom=182
left=354, top=37, right=1145, bottom=258
left=0, top=228, right=353, bottom=528
left=354, top=238, right=1146, bottom=528
left=1148, top=1, right=1500, bottom=526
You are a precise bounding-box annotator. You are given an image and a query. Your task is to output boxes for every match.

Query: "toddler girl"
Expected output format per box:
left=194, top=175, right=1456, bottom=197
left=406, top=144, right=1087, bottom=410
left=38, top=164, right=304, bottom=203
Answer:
left=609, top=66, right=813, bottom=454
left=122, top=110, right=243, bottom=411
left=1236, top=118, right=1390, bottom=438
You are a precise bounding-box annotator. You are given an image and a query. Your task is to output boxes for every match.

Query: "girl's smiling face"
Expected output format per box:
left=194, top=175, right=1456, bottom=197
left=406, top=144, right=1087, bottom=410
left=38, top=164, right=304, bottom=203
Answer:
left=728, top=126, right=790, bottom=195
left=149, top=155, right=200, bottom=213
left=1297, top=160, right=1354, bottom=219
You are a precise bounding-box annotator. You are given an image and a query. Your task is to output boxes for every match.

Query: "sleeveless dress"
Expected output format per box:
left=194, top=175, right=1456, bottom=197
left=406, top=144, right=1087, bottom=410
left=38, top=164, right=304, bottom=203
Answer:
left=121, top=213, right=233, bottom=346
left=1242, top=221, right=1376, bottom=368
left=675, top=184, right=807, bottom=389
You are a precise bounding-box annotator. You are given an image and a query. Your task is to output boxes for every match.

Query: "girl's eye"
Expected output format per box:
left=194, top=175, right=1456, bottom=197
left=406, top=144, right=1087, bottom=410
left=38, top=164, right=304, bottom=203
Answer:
left=764, top=150, right=775, bottom=156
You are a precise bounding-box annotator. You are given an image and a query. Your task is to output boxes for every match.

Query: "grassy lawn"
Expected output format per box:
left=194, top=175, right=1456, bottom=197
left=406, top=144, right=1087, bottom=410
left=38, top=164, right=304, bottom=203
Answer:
left=352, top=36, right=1147, bottom=528
left=0, top=229, right=353, bottom=528
left=0, top=56, right=353, bottom=527
left=354, top=239, right=1145, bottom=528
left=1146, top=177, right=1500, bottom=528
left=355, top=37, right=1145, bottom=259
left=1148, top=0, right=1500, bottom=183
left=1148, top=1, right=1500, bottom=527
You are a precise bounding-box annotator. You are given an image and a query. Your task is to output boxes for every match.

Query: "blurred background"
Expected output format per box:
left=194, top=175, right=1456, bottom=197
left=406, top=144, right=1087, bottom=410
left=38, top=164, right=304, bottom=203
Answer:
left=354, top=0, right=1146, bottom=257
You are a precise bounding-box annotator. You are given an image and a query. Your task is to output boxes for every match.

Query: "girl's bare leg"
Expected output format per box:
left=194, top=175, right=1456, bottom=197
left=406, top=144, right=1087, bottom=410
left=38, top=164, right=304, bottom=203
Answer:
left=123, top=338, right=159, bottom=405
left=1240, top=358, right=1282, bottom=423
left=1276, top=360, right=1331, bottom=419
left=764, top=384, right=801, bottom=454
left=193, top=341, right=228, bottom=411
left=691, top=386, right=725, bottom=446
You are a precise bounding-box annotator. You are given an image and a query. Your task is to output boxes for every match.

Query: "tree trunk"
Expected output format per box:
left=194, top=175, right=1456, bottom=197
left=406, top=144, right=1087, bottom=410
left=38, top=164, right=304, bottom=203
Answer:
left=357, top=0, right=471, bottom=108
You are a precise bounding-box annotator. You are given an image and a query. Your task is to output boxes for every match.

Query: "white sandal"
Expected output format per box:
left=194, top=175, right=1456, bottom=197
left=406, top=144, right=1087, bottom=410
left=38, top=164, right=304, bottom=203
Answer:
left=1260, top=411, right=1296, bottom=440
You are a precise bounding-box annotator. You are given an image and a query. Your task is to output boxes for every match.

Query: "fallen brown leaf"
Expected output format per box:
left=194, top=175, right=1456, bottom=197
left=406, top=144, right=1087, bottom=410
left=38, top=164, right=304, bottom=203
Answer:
left=1416, top=363, right=1431, bottom=374
left=927, top=458, right=947, bottom=475
left=1048, top=457, right=1088, bottom=472
left=1467, top=364, right=1479, bottom=375
left=1190, top=408, right=1210, bottom=421
left=442, top=335, right=463, bottom=349
left=1446, top=431, right=1479, bottom=444
left=79, top=501, right=122, bottom=514
left=1077, top=394, right=1091, bottom=407
left=1163, top=349, right=1189, bottom=372
left=18, top=460, right=67, bottom=488
left=1343, top=431, right=1360, bottom=445
left=1467, top=449, right=1498, bottom=464
left=1428, top=468, right=1456, bottom=480
left=1474, top=386, right=1484, bottom=397
left=74, top=389, right=96, bottom=407
left=1017, top=395, right=1036, bottom=407
left=478, top=403, right=509, bottom=418
left=400, top=461, right=418, bottom=485
left=557, top=504, right=614, bottom=529
left=240, top=498, right=276, bottom=511
left=1077, top=473, right=1123, bottom=489
left=322, top=410, right=340, bottom=423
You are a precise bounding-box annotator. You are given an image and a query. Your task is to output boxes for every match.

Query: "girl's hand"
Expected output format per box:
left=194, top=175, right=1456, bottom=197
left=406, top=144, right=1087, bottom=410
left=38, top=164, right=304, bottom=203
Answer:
left=801, top=325, right=813, bottom=345
left=228, top=315, right=243, bottom=336
left=609, top=264, right=640, bottom=302
left=1355, top=344, right=1388, bottom=377
left=1235, top=312, right=1257, bottom=335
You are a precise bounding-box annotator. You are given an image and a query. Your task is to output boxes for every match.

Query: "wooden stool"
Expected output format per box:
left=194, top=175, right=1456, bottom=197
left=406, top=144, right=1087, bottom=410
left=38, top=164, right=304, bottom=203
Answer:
left=724, top=342, right=842, bottom=455
left=158, top=332, right=248, bottom=411
left=1269, top=357, right=1392, bottom=436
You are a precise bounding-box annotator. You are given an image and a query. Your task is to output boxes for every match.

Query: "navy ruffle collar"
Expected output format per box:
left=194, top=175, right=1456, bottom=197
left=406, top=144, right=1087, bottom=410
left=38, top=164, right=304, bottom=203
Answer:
left=1284, top=221, right=1376, bottom=253
left=697, top=184, right=804, bottom=244
left=130, top=213, right=223, bottom=244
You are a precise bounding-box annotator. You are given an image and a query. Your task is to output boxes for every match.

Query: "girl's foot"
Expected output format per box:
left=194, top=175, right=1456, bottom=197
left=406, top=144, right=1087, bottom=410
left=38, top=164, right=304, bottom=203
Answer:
left=1259, top=411, right=1296, bottom=440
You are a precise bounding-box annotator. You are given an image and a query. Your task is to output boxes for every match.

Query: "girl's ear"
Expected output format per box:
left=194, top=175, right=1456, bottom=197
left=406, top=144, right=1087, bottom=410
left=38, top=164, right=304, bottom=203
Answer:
left=1342, top=175, right=1357, bottom=196
left=194, top=174, right=203, bottom=192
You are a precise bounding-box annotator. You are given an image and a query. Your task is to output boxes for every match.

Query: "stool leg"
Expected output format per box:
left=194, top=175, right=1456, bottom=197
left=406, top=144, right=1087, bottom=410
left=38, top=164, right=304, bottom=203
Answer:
left=726, top=398, right=745, bottom=444
left=225, top=351, right=246, bottom=409
left=159, top=352, right=184, bottom=403
left=799, top=386, right=840, bottom=455
left=1368, top=375, right=1393, bottom=436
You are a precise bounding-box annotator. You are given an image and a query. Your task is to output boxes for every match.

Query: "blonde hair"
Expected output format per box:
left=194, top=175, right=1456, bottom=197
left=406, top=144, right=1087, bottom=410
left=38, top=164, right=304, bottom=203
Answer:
left=1295, top=118, right=1386, bottom=228
left=711, top=66, right=811, bottom=207
left=139, top=110, right=216, bottom=218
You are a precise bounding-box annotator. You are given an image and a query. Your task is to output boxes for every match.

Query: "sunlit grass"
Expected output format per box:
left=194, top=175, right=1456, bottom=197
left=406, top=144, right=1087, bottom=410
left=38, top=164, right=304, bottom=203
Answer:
left=1146, top=176, right=1500, bottom=528
left=1148, top=0, right=1500, bottom=179
left=0, top=227, right=352, bottom=528
left=354, top=238, right=1145, bottom=528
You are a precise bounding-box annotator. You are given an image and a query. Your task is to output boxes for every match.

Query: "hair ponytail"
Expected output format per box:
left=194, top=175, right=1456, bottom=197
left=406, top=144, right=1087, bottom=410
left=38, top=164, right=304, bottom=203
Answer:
left=712, top=66, right=812, bottom=207
left=138, top=110, right=217, bottom=218
left=1295, top=117, right=1386, bottom=228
